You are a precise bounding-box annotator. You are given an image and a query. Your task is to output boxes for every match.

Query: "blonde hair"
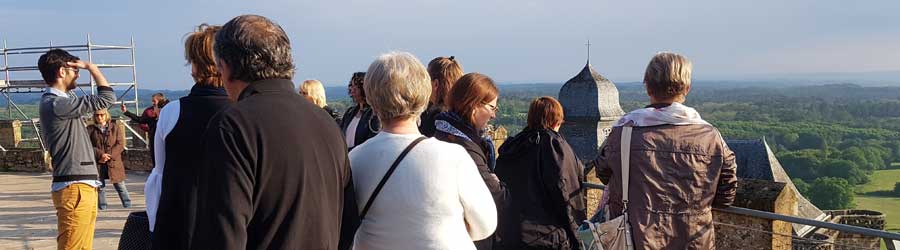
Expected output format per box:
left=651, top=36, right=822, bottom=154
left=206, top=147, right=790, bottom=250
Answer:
left=299, top=79, right=327, bottom=108
left=363, top=51, right=431, bottom=121
left=644, top=52, right=692, bottom=100
left=93, top=108, right=111, bottom=124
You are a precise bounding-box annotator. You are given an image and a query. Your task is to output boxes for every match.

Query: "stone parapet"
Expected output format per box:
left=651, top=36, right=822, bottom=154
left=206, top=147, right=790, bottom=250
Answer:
left=122, top=149, right=153, bottom=171
left=819, top=210, right=886, bottom=249
left=0, top=120, right=22, bottom=148
left=0, top=148, right=50, bottom=172
left=714, top=179, right=796, bottom=250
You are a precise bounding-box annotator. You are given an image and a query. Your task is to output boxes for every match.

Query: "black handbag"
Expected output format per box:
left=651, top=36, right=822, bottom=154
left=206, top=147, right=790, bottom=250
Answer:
left=118, top=211, right=151, bottom=250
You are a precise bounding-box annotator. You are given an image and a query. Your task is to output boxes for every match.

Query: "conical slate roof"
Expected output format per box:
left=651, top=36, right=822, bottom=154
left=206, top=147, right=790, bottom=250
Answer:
left=558, top=63, right=624, bottom=122
left=726, top=138, right=827, bottom=236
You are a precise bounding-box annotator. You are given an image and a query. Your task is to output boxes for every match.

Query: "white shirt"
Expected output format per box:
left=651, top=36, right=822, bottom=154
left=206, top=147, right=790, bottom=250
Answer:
left=144, top=100, right=181, bottom=232
left=345, top=115, right=361, bottom=147
left=349, top=132, right=497, bottom=250
left=46, top=87, right=102, bottom=192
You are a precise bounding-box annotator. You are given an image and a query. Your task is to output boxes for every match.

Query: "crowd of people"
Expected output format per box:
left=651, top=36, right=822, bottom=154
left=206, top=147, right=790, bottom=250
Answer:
left=38, top=14, right=737, bottom=250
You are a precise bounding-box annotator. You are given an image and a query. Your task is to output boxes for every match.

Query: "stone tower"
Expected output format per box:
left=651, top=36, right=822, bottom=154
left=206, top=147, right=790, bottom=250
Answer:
left=558, top=62, right=624, bottom=161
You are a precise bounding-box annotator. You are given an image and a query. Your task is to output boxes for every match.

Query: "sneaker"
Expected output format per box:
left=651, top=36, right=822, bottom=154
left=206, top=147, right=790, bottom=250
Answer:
left=123, top=201, right=132, bottom=208
left=99, top=205, right=108, bottom=210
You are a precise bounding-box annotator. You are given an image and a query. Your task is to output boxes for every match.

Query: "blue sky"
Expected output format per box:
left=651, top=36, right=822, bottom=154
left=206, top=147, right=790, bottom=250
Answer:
left=1, top=0, right=898, bottom=89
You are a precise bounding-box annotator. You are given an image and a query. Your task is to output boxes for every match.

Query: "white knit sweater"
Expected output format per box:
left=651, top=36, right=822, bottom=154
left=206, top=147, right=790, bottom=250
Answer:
left=349, top=132, right=497, bottom=250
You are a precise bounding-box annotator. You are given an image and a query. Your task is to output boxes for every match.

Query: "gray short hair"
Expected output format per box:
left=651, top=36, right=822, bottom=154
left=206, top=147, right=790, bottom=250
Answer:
left=215, top=15, right=295, bottom=82
left=364, top=51, right=431, bottom=121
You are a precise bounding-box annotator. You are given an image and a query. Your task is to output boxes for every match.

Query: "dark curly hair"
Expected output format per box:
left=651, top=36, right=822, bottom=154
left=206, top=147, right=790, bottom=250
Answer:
left=214, top=15, right=294, bottom=83
left=38, top=49, right=80, bottom=85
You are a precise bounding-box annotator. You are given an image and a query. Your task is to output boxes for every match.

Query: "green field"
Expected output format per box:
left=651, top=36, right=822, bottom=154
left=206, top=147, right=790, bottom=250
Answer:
left=854, top=168, right=900, bottom=232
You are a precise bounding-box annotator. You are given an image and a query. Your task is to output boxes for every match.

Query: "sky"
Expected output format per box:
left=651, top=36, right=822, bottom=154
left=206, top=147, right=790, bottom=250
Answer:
left=1, top=0, right=899, bottom=90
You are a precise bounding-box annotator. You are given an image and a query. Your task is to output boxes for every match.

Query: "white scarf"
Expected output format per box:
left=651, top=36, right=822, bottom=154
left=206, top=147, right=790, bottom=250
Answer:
left=613, top=102, right=710, bottom=127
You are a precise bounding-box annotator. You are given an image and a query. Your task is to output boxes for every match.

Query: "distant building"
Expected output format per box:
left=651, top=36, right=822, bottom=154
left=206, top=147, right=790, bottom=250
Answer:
left=558, top=62, right=624, bottom=161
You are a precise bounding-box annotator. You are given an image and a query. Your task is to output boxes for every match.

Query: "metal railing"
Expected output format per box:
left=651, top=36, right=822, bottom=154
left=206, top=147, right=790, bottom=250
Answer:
left=582, top=182, right=900, bottom=249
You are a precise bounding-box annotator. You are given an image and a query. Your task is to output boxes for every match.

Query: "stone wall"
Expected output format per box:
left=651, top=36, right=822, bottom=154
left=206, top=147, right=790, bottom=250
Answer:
left=0, top=148, right=50, bottom=172
left=0, top=120, right=22, bottom=148
left=713, top=179, right=797, bottom=250
left=122, top=149, right=153, bottom=171
left=820, top=210, right=886, bottom=249
left=0, top=148, right=151, bottom=173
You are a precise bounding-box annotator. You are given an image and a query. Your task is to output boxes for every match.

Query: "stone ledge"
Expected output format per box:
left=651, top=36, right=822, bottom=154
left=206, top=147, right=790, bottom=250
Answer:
left=0, top=148, right=50, bottom=172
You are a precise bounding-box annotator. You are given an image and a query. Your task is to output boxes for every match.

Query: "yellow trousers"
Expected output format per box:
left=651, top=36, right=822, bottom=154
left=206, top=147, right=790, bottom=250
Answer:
left=51, top=183, right=98, bottom=250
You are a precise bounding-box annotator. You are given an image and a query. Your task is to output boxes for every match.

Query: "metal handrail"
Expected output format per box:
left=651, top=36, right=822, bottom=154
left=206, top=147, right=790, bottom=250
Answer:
left=120, top=120, right=148, bottom=148
left=582, top=182, right=900, bottom=249
left=715, top=206, right=900, bottom=241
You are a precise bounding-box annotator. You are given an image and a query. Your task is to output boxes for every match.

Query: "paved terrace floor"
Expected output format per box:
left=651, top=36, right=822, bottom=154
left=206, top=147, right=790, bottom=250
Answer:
left=0, top=171, right=149, bottom=250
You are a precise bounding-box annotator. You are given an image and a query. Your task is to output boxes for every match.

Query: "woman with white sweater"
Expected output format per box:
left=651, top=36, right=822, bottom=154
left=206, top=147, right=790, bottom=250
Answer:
left=349, top=51, right=497, bottom=250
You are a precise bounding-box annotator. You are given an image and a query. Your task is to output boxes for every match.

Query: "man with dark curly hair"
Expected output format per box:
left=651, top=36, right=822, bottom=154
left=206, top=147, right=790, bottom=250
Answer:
left=192, top=15, right=358, bottom=250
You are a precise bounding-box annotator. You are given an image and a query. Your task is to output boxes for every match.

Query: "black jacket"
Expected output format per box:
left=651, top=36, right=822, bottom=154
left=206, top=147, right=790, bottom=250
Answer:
left=339, top=104, right=379, bottom=149
left=433, top=112, right=507, bottom=250
left=192, top=79, right=359, bottom=250
left=323, top=105, right=342, bottom=125
left=494, top=128, right=586, bottom=250
left=151, top=85, right=231, bottom=250
left=418, top=103, right=443, bottom=137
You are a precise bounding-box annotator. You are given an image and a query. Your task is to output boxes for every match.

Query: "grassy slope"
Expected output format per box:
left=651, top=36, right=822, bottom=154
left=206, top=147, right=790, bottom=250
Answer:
left=854, top=168, right=900, bottom=232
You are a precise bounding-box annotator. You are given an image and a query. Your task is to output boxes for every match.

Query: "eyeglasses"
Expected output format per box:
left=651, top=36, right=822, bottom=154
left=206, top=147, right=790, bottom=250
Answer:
left=65, top=67, right=79, bottom=74
left=483, top=102, right=499, bottom=113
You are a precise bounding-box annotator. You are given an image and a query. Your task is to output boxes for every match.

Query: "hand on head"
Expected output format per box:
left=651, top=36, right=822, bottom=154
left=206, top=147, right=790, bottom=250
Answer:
left=66, top=60, right=92, bottom=69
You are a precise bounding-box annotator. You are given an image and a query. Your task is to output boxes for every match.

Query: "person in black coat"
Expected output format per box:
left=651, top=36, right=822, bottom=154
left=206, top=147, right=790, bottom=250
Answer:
left=419, top=56, right=463, bottom=137
left=433, top=72, right=508, bottom=250
left=494, top=97, right=586, bottom=250
left=146, top=24, right=233, bottom=250
left=339, top=72, right=379, bottom=149
left=192, top=15, right=358, bottom=250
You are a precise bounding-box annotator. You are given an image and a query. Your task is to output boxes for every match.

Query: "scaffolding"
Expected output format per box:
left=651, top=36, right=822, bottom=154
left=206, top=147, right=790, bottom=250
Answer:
left=0, top=35, right=145, bottom=151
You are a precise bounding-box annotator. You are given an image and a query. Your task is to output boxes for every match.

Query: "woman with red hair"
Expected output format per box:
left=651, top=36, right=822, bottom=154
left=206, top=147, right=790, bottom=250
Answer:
left=494, top=96, right=586, bottom=249
left=434, top=72, right=507, bottom=250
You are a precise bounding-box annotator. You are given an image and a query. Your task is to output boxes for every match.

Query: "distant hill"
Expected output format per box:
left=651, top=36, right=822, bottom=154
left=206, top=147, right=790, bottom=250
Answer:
left=700, top=70, right=900, bottom=87
left=4, top=80, right=900, bottom=107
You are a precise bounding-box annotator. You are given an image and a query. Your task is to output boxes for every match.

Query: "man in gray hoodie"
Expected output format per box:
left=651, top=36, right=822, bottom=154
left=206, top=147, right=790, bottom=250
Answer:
left=38, top=48, right=115, bottom=250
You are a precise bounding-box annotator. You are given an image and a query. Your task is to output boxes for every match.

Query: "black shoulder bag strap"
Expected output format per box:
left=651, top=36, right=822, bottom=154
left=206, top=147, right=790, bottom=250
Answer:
left=359, top=136, right=427, bottom=219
